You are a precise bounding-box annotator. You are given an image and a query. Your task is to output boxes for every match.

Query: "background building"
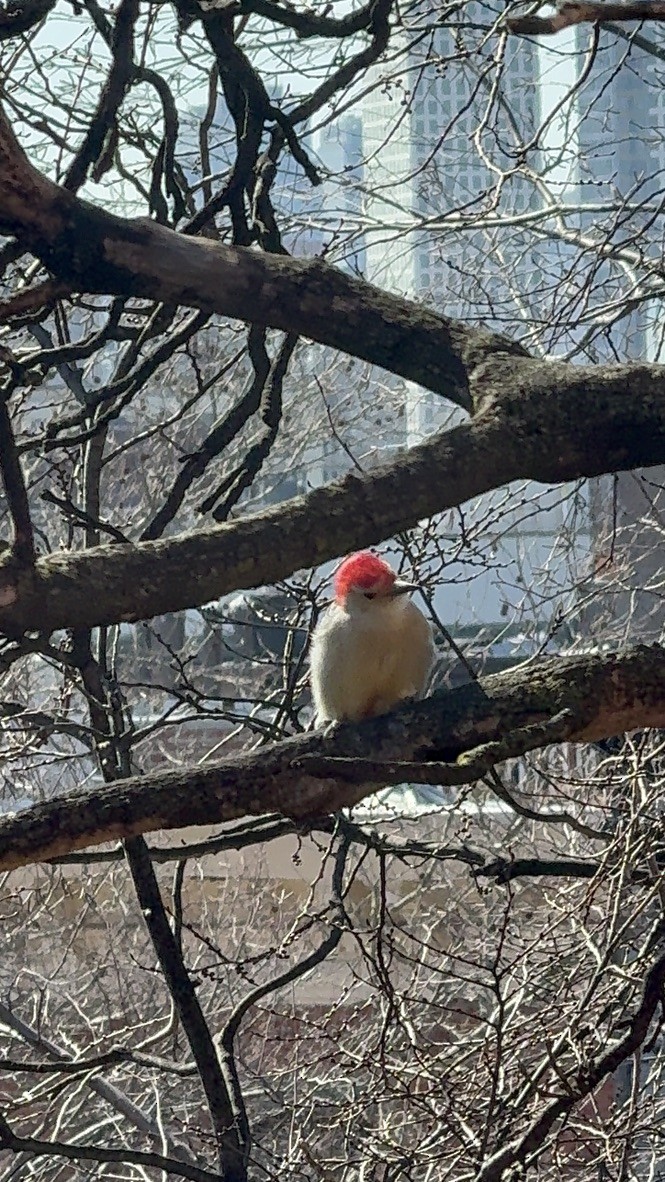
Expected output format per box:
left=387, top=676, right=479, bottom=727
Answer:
left=357, top=8, right=589, bottom=660
left=362, top=6, right=541, bottom=309
left=351, top=12, right=665, bottom=655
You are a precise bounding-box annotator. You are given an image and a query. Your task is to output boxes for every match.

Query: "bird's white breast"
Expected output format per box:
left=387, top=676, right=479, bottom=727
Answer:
left=310, top=597, right=434, bottom=723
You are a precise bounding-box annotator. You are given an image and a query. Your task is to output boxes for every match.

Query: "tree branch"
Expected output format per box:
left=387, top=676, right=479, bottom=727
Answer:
left=475, top=857, right=601, bottom=883
left=3, top=354, right=665, bottom=639
left=0, top=0, right=54, bottom=39
left=0, top=277, right=71, bottom=320
left=0, top=102, right=663, bottom=637
left=506, top=0, right=665, bottom=36
left=0, top=1112, right=221, bottom=1182
left=63, top=0, right=138, bottom=191
left=124, top=836, right=248, bottom=1180
left=0, top=100, right=481, bottom=409
left=0, top=1000, right=196, bottom=1164
left=0, top=418, right=508, bottom=634
left=0, top=394, right=35, bottom=565
left=215, top=832, right=349, bottom=1173
left=0, top=644, right=662, bottom=872
left=205, top=0, right=389, bottom=39
left=475, top=944, right=665, bottom=1181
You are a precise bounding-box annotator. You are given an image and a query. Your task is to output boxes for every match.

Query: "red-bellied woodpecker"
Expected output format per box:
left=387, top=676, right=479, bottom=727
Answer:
left=310, top=551, right=435, bottom=724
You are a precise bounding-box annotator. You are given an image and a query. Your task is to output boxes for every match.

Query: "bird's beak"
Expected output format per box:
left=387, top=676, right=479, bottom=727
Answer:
left=392, top=580, right=419, bottom=597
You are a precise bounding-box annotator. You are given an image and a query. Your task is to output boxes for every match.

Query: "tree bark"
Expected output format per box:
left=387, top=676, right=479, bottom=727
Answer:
left=0, top=644, right=662, bottom=871
left=506, top=0, right=665, bottom=36
left=2, top=365, right=665, bottom=637
left=1, top=104, right=665, bottom=639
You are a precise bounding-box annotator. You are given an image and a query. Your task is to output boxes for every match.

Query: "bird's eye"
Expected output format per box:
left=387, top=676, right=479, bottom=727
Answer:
left=364, top=592, right=376, bottom=600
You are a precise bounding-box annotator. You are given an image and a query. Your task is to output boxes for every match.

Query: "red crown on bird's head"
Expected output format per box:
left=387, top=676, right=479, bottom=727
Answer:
left=333, top=551, right=396, bottom=602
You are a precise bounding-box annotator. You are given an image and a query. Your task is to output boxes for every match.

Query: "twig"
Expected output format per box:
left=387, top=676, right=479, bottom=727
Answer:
left=214, top=830, right=349, bottom=1165
left=476, top=945, right=665, bottom=1181
left=201, top=333, right=298, bottom=520
left=0, top=1000, right=196, bottom=1162
left=0, top=279, right=72, bottom=322
left=41, top=489, right=130, bottom=543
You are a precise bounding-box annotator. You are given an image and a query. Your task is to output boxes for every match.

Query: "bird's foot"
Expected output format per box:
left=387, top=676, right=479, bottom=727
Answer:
left=317, top=718, right=342, bottom=738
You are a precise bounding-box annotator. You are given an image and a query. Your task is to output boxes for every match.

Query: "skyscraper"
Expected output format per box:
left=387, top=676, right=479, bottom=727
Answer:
left=359, top=6, right=592, bottom=655
left=362, top=4, right=540, bottom=309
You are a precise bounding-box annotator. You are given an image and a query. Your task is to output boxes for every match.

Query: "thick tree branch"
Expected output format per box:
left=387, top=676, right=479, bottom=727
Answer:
left=475, top=857, right=600, bottom=882
left=0, top=277, right=71, bottom=320
left=0, top=645, right=662, bottom=872
left=0, top=418, right=513, bottom=634
left=0, top=108, right=663, bottom=638
left=507, top=0, right=665, bottom=35
left=2, top=355, right=665, bottom=638
left=0, top=102, right=482, bottom=408
left=124, top=837, right=248, bottom=1180
left=205, top=0, right=387, bottom=38
left=0, top=0, right=54, bottom=38
left=64, top=0, right=138, bottom=191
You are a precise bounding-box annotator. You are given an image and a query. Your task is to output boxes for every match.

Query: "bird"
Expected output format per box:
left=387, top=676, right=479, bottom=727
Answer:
left=310, top=550, right=435, bottom=725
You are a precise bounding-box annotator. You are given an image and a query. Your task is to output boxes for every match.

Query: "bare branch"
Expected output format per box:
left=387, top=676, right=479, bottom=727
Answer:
left=0, top=278, right=71, bottom=321
left=0, top=1111, right=222, bottom=1182
left=0, top=0, right=54, bottom=39
left=475, top=945, right=665, bottom=1181
left=0, top=1001, right=196, bottom=1163
left=506, top=0, right=665, bottom=36
left=202, top=0, right=390, bottom=39
left=2, top=354, right=665, bottom=638
left=0, top=395, right=35, bottom=565
left=64, top=0, right=139, bottom=191
left=475, top=857, right=601, bottom=882
left=0, top=644, right=662, bottom=871
left=124, top=836, right=249, bottom=1179
left=0, top=98, right=520, bottom=410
